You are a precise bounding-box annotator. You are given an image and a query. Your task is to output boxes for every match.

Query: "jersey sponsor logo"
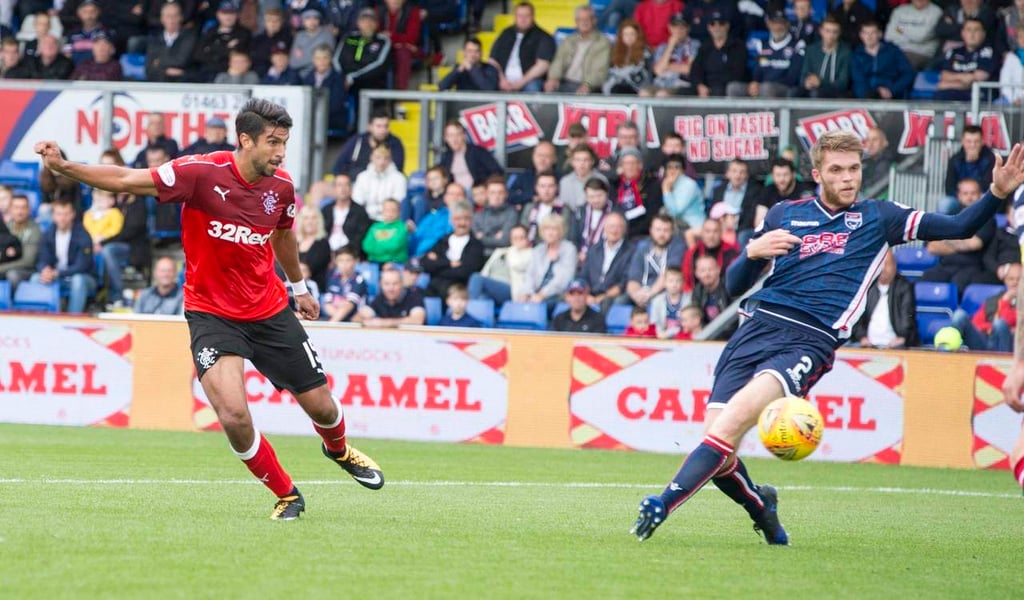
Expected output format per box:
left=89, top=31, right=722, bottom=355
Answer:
left=800, top=232, right=849, bottom=258
left=261, top=191, right=279, bottom=215
left=790, top=219, right=820, bottom=227
left=213, top=185, right=230, bottom=201
left=286, top=203, right=296, bottom=218
left=844, top=212, right=862, bottom=230
left=207, top=220, right=272, bottom=245
left=156, top=161, right=176, bottom=186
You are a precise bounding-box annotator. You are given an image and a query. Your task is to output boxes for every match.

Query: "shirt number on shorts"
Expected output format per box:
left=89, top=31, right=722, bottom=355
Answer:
left=302, top=340, right=324, bottom=374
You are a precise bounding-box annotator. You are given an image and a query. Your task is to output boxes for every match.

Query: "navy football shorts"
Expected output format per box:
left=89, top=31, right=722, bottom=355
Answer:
left=708, top=310, right=837, bottom=408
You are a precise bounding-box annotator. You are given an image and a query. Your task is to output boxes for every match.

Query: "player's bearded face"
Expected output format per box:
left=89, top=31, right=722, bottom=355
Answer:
left=815, top=151, right=861, bottom=209
left=250, top=126, right=289, bottom=176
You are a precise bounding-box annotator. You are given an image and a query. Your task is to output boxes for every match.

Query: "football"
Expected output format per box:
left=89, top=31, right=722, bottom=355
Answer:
left=757, top=397, right=824, bottom=461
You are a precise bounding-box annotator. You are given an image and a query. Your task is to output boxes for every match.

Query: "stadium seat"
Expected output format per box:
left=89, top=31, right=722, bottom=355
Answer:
left=424, top=296, right=442, bottom=325
left=120, top=53, right=147, bottom=81
left=0, top=159, right=38, bottom=189
left=894, top=247, right=937, bottom=280
left=467, top=298, right=495, bottom=327
left=910, top=70, right=940, bottom=100
left=917, top=313, right=953, bottom=346
left=498, top=301, right=548, bottom=330
left=553, top=301, right=569, bottom=317
left=605, top=304, right=632, bottom=334
left=407, top=170, right=426, bottom=196
left=915, top=281, right=958, bottom=312
left=416, top=272, right=431, bottom=290
left=12, top=281, right=61, bottom=312
left=356, top=262, right=381, bottom=298
left=959, top=284, right=1005, bottom=317
left=0, top=280, right=10, bottom=310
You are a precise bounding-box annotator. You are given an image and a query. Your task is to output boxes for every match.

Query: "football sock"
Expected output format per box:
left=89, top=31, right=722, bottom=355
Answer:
left=1014, top=456, right=1024, bottom=490
left=313, top=397, right=347, bottom=454
left=712, top=457, right=765, bottom=520
left=660, top=435, right=734, bottom=514
left=234, top=431, right=295, bottom=498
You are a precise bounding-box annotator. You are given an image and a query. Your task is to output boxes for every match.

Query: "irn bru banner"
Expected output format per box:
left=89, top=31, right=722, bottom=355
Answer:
left=972, top=360, right=1022, bottom=469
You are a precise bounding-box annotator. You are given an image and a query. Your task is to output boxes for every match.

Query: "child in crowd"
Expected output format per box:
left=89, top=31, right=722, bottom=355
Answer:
left=324, top=246, right=368, bottom=322
left=289, top=262, right=321, bottom=316
left=648, top=266, right=690, bottom=339
left=471, top=182, right=487, bottom=210
left=439, top=283, right=482, bottom=328
left=82, top=188, right=124, bottom=253
left=362, top=198, right=408, bottom=264
left=624, top=305, right=657, bottom=337
left=676, top=305, right=704, bottom=340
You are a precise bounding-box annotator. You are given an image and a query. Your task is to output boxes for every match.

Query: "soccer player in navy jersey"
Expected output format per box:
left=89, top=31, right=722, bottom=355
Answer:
left=34, top=99, right=384, bottom=521
left=632, top=130, right=1024, bottom=543
left=1000, top=190, right=1024, bottom=494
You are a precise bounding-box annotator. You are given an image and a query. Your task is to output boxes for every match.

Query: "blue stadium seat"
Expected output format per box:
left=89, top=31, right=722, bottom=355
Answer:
left=894, top=247, right=937, bottom=280
left=0, top=280, right=10, bottom=310
left=915, top=281, right=958, bottom=312
left=120, top=53, right=147, bottom=81
left=416, top=272, right=431, bottom=290
left=960, top=284, right=1004, bottom=317
left=424, top=296, right=442, bottom=325
left=356, top=262, right=380, bottom=297
left=498, top=301, right=548, bottom=330
left=0, top=159, right=39, bottom=189
left=910, top=70, right=940, bottom=100
left=745, top=31, right=770, bottom=70
left=407, top=170, right=426, bottom=195
left=12, top=281, right=61, bottom=312
left=605, top=304, right=632, bottom=334
left=553, top=301, right=569, bottom=317
left=467, top=298, right=495, bottom=327
left=917, top=313, right=953, bottom=347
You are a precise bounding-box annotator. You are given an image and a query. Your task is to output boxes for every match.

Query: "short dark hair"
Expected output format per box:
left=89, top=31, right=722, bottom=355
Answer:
left=859, top=19, right=881, bottom=32
left=662, top=132, right=683, bottom=145
left=962, top=125, right=983, bottom=137
left=652, top=213, right=674, bottom=228
left=426, top=165, right=449, bottom=180
left=665, top=266, right=683, bottom=277
left=770, top=157, right=795, bottom=172
left=571, top=143, right=597, bottom=162
left=370, top=108, right=391, bottom=121
left=447, top=282, right=469, bottom=299
left=821, top=15, right=841, bottom=28
left=663, top=153, right=686, bottom=168
left=584, top=177, right=608, bottom=193
left=536, top=171, right=558, bottom=184
left=484, top=174, right=506, bottom=187
left=631, top=305, right=648, bottom=317
left=51, top=197, right=75, bottom=212
left=465, top=37, right=482, bottom=49
left=335, top=245, right=359, bottom=259
left=235, top=98, right=293, bottom=143
left=962, top=17, right=985, bottom=30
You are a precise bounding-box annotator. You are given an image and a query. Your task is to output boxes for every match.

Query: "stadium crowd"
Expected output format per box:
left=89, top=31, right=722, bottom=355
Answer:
left=0, top=0, right=1020, bottom=351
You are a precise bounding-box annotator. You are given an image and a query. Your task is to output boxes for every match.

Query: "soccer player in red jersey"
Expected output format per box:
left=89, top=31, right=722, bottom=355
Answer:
left=35, top=99, right=384, bottom=520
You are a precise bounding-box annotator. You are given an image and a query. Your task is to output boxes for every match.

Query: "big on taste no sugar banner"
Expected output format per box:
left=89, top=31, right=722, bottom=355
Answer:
left=567, top=341, right=904, bottom=463
left=192, top=328, right=509, bottom=444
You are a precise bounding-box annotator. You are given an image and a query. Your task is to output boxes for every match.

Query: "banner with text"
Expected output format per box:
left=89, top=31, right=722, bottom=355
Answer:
left=0, top=317, right=132, bottom=427
left=971, top=360, right=1022, bottom=469
left=192, top=329, right=508, bottom=443
left=568, top=342, right=904, bottom=463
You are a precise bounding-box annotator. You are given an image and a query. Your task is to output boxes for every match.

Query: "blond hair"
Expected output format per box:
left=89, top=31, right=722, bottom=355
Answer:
left=810, top=130, right=863, bottom=171
left=295, top=203, right=326, bottom=242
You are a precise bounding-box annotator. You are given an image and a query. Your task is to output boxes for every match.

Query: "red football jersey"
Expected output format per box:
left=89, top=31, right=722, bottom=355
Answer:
left=150, top=151, right=297, bottom=321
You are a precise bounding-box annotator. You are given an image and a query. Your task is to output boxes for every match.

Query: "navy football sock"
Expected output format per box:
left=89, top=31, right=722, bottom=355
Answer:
left=660, top=435, right=734, bottom=514
left=712, top=457, right=765, bottom=520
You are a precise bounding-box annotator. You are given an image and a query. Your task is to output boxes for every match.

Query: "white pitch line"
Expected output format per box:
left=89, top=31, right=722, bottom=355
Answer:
left=0, top=478, right=1019, bottom=499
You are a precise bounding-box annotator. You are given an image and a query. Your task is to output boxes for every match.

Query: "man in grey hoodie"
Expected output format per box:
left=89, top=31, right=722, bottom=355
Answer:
left=796, top=16, right=850, bottom=98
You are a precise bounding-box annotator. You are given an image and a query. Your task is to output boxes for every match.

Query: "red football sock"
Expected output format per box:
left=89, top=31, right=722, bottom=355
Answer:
left=313, top=398, right=347, bottom=454
left=235, top=432, right=294, bottom=497
left=1014, top=456, right=1024, bottom=490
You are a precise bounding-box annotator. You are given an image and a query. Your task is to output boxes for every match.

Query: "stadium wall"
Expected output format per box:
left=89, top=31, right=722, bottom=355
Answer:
left=0, top=314, right=1016, bottom=471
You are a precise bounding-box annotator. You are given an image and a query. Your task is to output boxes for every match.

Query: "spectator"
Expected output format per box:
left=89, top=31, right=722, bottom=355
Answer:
left=626, top=213, right=686, bottom=307
left=294, top=203, right=332, bottom=291
left=34, top=33, right=73, bottom=79
left=134, top=256, right=184, bottom=315
left=551, top=277, right=607, bottom=333
left=578, top=211, right=633, bottom=312
left=568, top=177, right=618, bottom=264
left=98, top=184, right=148, bottom=310
left=322, top=173, right=372, bottom=255
left=709, top=202, right=740, bottom=247
left=377, top=0, right=420, bottom=91
left=862, top=126, right=895, bottom=197
left=652, top=133, right=698, bottom=179
left=131, top=113, right=179, bottom=168
left=851, top=20, right=917, bottom=99
left=984, top=200, right=1021, bottom=280
left=63, top=0, right=105, bottom=64
left=33, top=199, right=96, bottom=314
left=603, top=18, right=652, bottom=95
left=143, top=0, right=198, bottom=32
left=1, top=36, right=36, bottom=78
left=194, top=1, right=251, bottom=82
left=559, top=123, right=590, bottom=172
left=661, top=153, right=704, bottom=245
left=643, top=12, right=700, bottom=97
left=519, top=214, right=576, bottom=310
left=262, top=44, right=301, bottom=84
left=82, top=189, right=124, bottom=292
left=597, top=120, right=641, bottom=180
left=935, top=19, right=997, bottom=102
left=1004, top=0, right=1024, bottom=50
left=18, top=11, right=60, bottom=60
left=145, top=1, right=196, bottom=82
left=323, top=0, right=363, bottom=38
left=420, top=201, right=486, bottom=299
left=323, top=246, right=368, bottom=323
left=885, top=0, right=943, bottom=70
left=470, top=182, right=488, bottom=210
left=598, top=0, right=641, bottom=31
left=439, top=37, right=499, bottom=91
left=791, top=0, right=819, bottom=47
left=952, top=262, right=1019, bottom=352
left=1000, top=26, right=1024, bottom=104
left=797, top=16, right=850, bottom=98
left=0, top=194, right=40, bottom=291
left=354, top=265, right=426, bottom=327
left=935, top=0, right=998, bottom=52
left=489, top=1, right=555, bottom=93
left=468, top=224, right=533, bottom=305
left=648, top=266, right=689, bottom=338
left=559, top=145, right=608, bottom=211
left=214, top=48, right=260, bottom=84
left=301, top=44, right=347, bottom=131
left=624, top=304, right=657, bottom=337
left=332, top=110, right=405, bottom=179
left=334, top=8, right=391, bottom=97
left=682, top=217, right=739, bottom=293
left=750, top=158, right=816, bottom=234
left=440, top=120, right=504, bottom=191
left=923, top=178, right=1001, bottom=292
left=851, top=249, right=918, bottom=348
left=682, top=0, right=737, bottom=44
left=689, top=11, right=749, bottom=97
left=291, top=7, right=334, bottom=74
left=713, top=159, right=762, bottom=244
left=748, top=9, right=804, bottom=98
left=508, top=141, right=558, bottom=209
left=634, top=0, right=683, bottom=50
left=352, top=145, right=407, bottom=221
left=0, top=186, right=10, bottom=222
left=362, top=198, right=408, bottom=265
left=830, top=0, right=874, bottom=48
left=690, top=254, right=732, bottom=339
left=438, top=283, right=482, bottom=328
left=544, top=5, right=611, bottom=95
left=69, top=31, right=121, bottom=80
left=180, top=117, right=234, bottom=156
left=520, top=172, right=569, bottom=243
left=473, top=175, right=518, bottom=256
left=143, top=145, right=182, bottom=243
left=250, top=7, right=292, bottom=76
left=943, top=125, right=996, bottom=213
left=613, top=147, right=664, bottom=240
left=409, top=172, right=455, bottom=257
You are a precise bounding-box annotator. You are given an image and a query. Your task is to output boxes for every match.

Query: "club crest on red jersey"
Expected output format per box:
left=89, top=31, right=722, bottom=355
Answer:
left=261, top=191, right=279, bottom=215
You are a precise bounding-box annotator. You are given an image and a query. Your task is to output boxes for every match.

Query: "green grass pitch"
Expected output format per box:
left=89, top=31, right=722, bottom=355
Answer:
left=1, top=424, right=1021, bottom=599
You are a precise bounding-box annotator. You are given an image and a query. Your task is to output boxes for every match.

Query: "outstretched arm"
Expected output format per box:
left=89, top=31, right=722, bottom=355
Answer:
left=35, top=141, right=158, bottom=197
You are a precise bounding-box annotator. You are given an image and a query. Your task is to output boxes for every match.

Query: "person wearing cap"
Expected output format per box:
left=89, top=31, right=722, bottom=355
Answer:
left=643, top=12, right=700, bottom=96
left=250, top=7, right=292, bottom=77
left=63, top=0, right=108, bottom=65
left=708, top=201, right=740, bottom=247
left=489, top=1, right=555, bottom=93
left=290, top=7, right=335, bottom=74
left=179, top=116, right=235, bottom=156
left=192, top=1, right=252, bottom=82
left=689, top=10, right=749, bottom=97
left=145, top=1, right=197, bottom=82
left=551, top=277, right=607, bottom=333
left=262, top=42, right=301, bottom=84
left=420, top=200, right=486, bottom=299
left=796, top=15, right=851, bottom=99
left=748, top=8, right=804, bottom=99
left=334, top=7, right=392, bottom=97
left=660, top=153, right=704, bottom=246
left=634, top=0, right=683, bottom=50
left=544, top=5, right=611, bottom=95
left=69, top=31, right=122, bottom=81
left=613, top=147, right=663, bottom=240
left=683, top=1, right=737, bottom=43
